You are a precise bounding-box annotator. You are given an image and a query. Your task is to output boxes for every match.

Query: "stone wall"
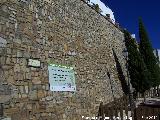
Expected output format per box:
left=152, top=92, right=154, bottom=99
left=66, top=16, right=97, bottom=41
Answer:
left=0, top=0, right=128, bottom=119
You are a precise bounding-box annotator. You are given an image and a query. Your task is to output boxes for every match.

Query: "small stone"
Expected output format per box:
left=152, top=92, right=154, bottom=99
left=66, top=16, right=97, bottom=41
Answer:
left=17, top=50, right=23, bottom=57
left=14, top=64, right=20, bottom=72
left=18, top=93, right=22, bottom=98
left=7, top=48, right=12, bottom=54
left=26, top=72, right=31, bottom=80
left=23, top=52, right=30, bottom=58
left=27, top=104, right=32, bottom=110
left=0, top=37, right=7, bottom=47
left=42, top=85, right=46, bottom=90
left=19, top=86, right=24, bottom=93
left=6, top=57, right=11, bottom=65
left=45, top=84, right=49, bottom=90
left=14, top=39, right=22, bottom=44
left=32, top=77, right=41, bottom=84
left=29, top=90, right=38, bottom=100
left=25, top=86, right=29, bottom=94
left=37, top=90, right=45, bottom=98
left=21, top=94, right=27, bottom=98
left=7, top=75, right=14, bottom=84
left=45, top=96, right=53, bottom=101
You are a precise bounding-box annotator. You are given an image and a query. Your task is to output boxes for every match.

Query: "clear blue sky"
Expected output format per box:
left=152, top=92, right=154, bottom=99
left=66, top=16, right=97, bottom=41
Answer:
left=101, top=0, right=160, bottom=49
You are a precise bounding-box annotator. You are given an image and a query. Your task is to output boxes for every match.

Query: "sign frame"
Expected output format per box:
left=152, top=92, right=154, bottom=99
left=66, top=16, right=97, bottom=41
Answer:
left=48, top=63, right=76, bottom=92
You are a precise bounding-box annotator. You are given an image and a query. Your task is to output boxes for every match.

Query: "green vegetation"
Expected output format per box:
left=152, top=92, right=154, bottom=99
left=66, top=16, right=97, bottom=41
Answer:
left=139, top=18, right=160, bottom=87
left=124, top=18, right=160, bottom=97
left=124, top=30, right=151, bottom=94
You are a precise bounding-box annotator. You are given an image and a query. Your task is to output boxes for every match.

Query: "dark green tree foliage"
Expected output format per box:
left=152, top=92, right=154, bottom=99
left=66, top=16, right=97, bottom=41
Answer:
left=139, top=18, right=160, bottom=87
left=124, top=30, right=151, bottom=94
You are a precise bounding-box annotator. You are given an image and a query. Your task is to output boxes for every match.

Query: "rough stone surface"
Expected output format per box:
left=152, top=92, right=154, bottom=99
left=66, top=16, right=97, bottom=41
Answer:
left=0, top=0, right=128, bottom=119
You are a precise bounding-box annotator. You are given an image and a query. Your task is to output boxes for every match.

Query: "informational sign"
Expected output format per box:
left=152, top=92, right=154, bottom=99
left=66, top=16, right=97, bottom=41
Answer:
left=48, top=64, right=76, bottom=91
left=28, top=59, right=41, bottom=67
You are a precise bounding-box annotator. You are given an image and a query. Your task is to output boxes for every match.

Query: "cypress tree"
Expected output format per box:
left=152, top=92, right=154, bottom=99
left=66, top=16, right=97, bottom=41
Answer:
left=139, top=18, right=160, bottom=87
left=124, top=30, right=151, bottom=94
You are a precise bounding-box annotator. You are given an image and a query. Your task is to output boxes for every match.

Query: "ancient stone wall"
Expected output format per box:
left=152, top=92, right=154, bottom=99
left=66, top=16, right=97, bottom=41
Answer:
left=0, top=0, right=127, bottom=119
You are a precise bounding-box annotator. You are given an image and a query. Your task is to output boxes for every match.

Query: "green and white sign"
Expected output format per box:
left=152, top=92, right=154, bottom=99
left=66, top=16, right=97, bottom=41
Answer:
left=48, top=64, right=76, bottom=91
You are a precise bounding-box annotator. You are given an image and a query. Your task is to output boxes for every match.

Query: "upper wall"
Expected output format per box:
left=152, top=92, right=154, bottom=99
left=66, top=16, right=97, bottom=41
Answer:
left=0, top=0, right=128, bottom=119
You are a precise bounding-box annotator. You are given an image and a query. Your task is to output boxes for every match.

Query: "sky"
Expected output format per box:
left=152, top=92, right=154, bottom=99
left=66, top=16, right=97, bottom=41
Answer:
left=100, top=0, right=160, bottom=49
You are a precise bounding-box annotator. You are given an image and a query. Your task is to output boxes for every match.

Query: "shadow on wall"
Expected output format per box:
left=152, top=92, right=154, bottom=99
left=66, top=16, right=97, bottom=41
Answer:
left=97, top=102, right=104, bottom=120
left=112, top=49, right=129, bottom=95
